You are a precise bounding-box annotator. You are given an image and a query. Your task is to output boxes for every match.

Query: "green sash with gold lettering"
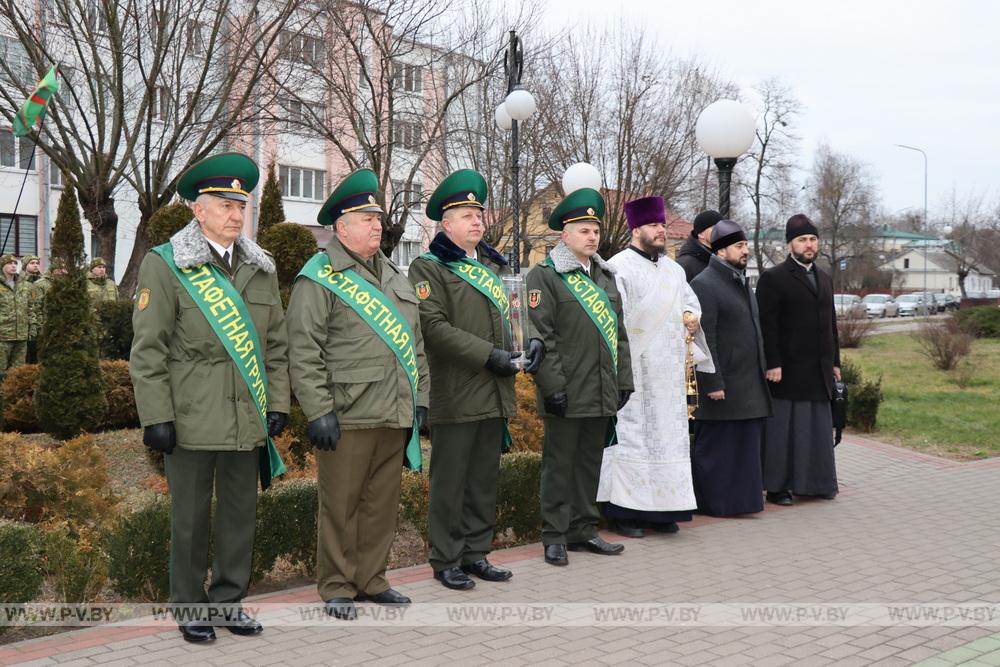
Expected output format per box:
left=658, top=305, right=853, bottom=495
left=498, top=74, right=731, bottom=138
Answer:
left=542, top=257, right=621, bottom=445
left=297, top=253, right=423, bottom=471
left=419, top=253, right=512, bottom=340
left=541, top=258, right=619, bottom=366
left=151, top=243, right=287, bottom=485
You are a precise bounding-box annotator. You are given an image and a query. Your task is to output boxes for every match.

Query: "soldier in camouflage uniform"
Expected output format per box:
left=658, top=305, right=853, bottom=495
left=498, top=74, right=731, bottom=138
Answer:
left=0, top=255, right=31, bottom=374
left=29, top=258, right=65, bottom=350
left=87, top=257, right=119, bottom=305
left=21, top=256, right=42, bottom=363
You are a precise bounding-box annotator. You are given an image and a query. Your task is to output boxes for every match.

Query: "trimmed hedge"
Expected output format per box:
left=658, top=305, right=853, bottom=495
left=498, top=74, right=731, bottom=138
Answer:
left=495, top=451, right=542, bottom=541
left=96, top=300, right=134, bottom=360
left=0, top=521, right=44, bottom=604
left=104, top=495, right=171, bottom=602
left=954, top=306, right=1000, bottom=338
left=251, top=478, right=318, bottom=583
left=1, top=361, right=140, bottom=433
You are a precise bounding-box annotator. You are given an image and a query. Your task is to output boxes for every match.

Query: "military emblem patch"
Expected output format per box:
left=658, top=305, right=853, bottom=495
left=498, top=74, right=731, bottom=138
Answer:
left=415, top=281, right=431, bottom=300
left=529, top=289, right=541, bottom=309
left=231, top=179, right=241, bottom=190
left=137, top=288, right=151, bottom=311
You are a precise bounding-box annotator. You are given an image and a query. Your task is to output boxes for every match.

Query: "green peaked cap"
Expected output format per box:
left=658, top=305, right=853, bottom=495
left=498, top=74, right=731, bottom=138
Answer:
left=548, top=187, right=605, bottom=231
left=177, top=152, right=259, bottom=202
left=318, top=169, right=383, bottom=225
left=426, top=169, right=487, bottom=222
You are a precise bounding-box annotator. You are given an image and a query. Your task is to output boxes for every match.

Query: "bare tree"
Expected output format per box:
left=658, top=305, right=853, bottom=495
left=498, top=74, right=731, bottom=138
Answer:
left=0, top=0, right=298, bottom=296
left=267, top=0, right=520, bottom=256
left=936, top=189, right=999, bottom=296
left=806, top=144, right=878, bottom=290
left=741, top=78, right=802, bottom=271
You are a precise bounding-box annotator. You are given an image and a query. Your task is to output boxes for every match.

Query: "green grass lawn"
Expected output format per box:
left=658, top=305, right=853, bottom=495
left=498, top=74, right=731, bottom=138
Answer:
left=842, top=333, right=1000, bottom=459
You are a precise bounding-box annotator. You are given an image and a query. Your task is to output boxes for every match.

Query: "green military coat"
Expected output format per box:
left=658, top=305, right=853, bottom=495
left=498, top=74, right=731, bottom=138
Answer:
left=129, top=220, right=290, bottom=451
left=87, top=276, right=119, bottom=304
left=0, top=277, right=31, bottom=342
left=526, top=243, right=633, bottom=418
left=287, top=237, right=429, bottom=428
left=406, top=233, right=517, bottom=425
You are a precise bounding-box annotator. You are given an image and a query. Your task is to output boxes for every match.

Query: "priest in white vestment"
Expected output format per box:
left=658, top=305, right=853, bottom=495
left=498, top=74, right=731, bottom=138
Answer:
left=597, top=196, right=710, bottom=538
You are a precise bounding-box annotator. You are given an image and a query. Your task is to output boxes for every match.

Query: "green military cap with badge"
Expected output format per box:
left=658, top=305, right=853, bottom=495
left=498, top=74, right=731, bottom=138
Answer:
left=22, top=255, right=39, bottom=265
left=0, top=254, right=16, bottom=267
left=318, top=169, right=384, bottom=225
left=426, top=169, right=487, bottom=222
left=90, top=257, right=106, bottom=270
left=177, top=153, right=260, bottom=203
left=548, top=187, right=605, bottom=231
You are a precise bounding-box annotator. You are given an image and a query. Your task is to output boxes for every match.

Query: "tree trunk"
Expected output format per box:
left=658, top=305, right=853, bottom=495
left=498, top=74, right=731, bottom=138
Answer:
left=77, top=194, right=119, bottom=275
left=118, top=215, right=153, bottom=300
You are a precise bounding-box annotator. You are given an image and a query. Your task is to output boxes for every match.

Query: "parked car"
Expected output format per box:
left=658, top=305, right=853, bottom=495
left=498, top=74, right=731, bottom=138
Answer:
left=943, top=294, right=960, bottom=311
left=834, top=294, right=866, bottom=319
left=861, top=294, right=899, bottom=318
left=929, top=292, right=949, bottom=313
left=896, top=293, right=932, bottom=317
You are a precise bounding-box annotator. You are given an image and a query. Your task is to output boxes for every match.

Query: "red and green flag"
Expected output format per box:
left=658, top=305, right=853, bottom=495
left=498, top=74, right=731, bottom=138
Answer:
left=12, top=66, right=60, bottom=137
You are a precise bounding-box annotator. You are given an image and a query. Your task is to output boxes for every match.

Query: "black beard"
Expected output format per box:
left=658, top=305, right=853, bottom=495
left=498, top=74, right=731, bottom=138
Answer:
left=725, top=257, right=748, bottom=270
left=792, top=250, right=815, bottom=265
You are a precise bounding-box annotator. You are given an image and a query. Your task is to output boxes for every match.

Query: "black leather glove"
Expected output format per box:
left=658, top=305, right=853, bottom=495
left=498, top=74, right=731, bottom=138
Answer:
left=308, top=411, right=341, bottom=451
left=266, top=412, right=288, bottom=437
left=143, top=422, right=176, bottom=454
left=523, top=338, right=545, bottom=374
left=485, top=348, right=521, bottom=377
left=544, top=392, right=568, bottom=418
left=617, top=390, right=633, bottom=411
left=416, top=406, right=428, bottom=430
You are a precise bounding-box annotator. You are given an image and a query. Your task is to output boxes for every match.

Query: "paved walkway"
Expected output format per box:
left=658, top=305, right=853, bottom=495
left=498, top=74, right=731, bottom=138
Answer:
left=4, top=434, right=1000, bottom=666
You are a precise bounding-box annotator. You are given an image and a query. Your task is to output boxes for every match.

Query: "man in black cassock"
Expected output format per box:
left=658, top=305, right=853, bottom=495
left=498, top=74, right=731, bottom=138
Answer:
left=689, top=221, right=772, bottom=516
left=755, top=214, right=840, bottom=505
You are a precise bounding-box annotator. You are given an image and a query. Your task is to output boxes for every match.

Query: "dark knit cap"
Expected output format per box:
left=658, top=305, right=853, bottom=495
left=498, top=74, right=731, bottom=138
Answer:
left=710, top=219, right=747, bottom=252
left=785, top=213, right=819, bottom=242
left=693, top=209, right=723, bottom=235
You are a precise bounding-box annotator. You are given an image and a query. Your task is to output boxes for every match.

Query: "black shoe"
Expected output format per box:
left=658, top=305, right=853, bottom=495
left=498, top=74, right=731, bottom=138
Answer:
left=649, top=521, right=679, bottom=534
left=462, top=559, right=513, bottom=582
left=356, top=588, right=412, bottom=605
left=766, top=491, right=793, bottom=506
left=219, top=610, right=263, bottom=635
left=179, top=621, right=217, bottom=643
left=611, top=520, right=645, bottom=538
left=434, top=566, right=475, bottom=590
left=324, top=597, right=357, bottom=620
left=544, top=544, right=568, bottom=566
left=567, top=536, right=625, bottom=555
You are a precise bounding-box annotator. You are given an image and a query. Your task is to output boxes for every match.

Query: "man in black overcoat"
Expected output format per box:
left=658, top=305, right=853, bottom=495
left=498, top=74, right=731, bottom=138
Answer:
left=755, top=214, right=841, bottom=505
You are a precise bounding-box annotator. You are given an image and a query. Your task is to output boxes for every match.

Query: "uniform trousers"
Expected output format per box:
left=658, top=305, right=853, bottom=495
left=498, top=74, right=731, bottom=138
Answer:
left=427, top=418, right=504, bottom=571
left=316, top=428, right=405, bottom=600
left=164, top=446, right=259, bottom=611
left=540, top=416, right=609, bottom=545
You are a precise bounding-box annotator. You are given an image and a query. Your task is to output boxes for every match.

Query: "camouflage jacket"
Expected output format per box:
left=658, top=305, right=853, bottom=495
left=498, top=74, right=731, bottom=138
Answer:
left=0, top=277, right=32, bottom=342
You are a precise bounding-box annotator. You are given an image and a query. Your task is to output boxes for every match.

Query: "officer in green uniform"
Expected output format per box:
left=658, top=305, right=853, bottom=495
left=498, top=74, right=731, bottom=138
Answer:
left=287, top=169, right=429, bottom=620
left=21, top=255, right=42, bottom=363
left=526, top=188, right=633, bottom=566
left=407, top=169, right=545, bottom=591
left=0, top=254, right=31, bottom=375
left=130, top=153, right=290, bottom=643
left=86, top=257, right=119, bottom=305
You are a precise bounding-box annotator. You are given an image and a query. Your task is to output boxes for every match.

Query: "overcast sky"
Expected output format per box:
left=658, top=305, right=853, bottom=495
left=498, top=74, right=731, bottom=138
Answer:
left=536, top=0, right=1000, bottom=221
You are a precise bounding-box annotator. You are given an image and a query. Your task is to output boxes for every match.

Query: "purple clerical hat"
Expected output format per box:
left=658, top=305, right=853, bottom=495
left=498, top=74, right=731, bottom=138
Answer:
left=624, top=196, right=666, bottom=231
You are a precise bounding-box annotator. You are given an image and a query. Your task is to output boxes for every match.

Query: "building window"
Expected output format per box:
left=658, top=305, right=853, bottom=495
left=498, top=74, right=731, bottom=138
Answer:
left=49, top=160, right=63, bottom=188
left=0, top=214, right=37, bottom=255
left=284, top=99, right=325, bottom=133
left=391, top=180, right=422, bottom=209
left=151, top=86, right=171, bottom=122
left=0, top=130, right=36, bottom=171
left=392, top=240, right=422, bottom=267
left=903, top=258, right=910, bottom=269
left=392, top=63, right=423, bottom=93
left=278, top=30, right=325, bottom=66
left=0, top=36, right=33, bottom=86
left=279, top=165, right=325, bottom=201
left=187, top=19, right=206, bottom=55
left=392, top=118, right=422, bottom=150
